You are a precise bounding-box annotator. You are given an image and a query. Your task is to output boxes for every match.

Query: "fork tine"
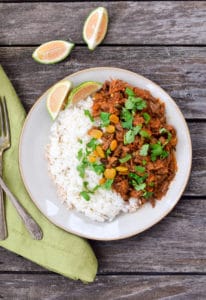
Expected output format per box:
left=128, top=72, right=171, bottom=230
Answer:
left=0, top=97, right=4, bottom=137
left=2, top=97, right=10, bottom=141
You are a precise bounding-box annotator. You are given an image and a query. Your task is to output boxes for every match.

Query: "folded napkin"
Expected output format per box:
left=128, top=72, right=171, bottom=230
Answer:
left=0, top=65, right=97, bottom=282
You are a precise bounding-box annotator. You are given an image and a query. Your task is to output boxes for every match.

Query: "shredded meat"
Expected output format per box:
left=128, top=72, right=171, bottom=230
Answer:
left=92, top=79, right=177, bottom=206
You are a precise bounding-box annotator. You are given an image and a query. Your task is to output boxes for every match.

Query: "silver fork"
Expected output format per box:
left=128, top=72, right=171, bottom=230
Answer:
left=0, top=97, right=43, bottom=240
left=0, top=97, right=9, bottom=239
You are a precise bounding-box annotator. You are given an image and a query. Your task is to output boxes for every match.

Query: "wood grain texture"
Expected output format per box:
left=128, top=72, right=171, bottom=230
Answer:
left=0, top=46, right=205, bottom=118
left=0, top=199, right=206, bottom=273
left=0, top=2, right=206, bottom=45
left=0, top=274, right=205, bottom=299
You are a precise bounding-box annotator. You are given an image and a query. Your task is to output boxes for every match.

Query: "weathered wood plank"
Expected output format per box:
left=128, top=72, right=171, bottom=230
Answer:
left=0, top=274, right=205, bottom=299
left=0, top=2, right=206, bottom=45
left=0, top=199, right=206, bottom=273
left=0, top=46, right=205, bottom=119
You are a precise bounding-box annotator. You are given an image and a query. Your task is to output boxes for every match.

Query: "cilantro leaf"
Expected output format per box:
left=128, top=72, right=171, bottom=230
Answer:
left=87, top=138, right=98, bottom=151
left=91, top=163, right=105, bottom=175
left=159, top=127, right=172, bottom=144
left=103, top=179, right=114, bottom=190
left=150, top=142, right=163, bottom=161
left=142, top=159, right=147, bottom=166
left=80, top=191, right=90, bottom=201
left=139, top=144, right=149, bottom=156
left=119, top=154, right=132, bottom=163
left=133, top=125, right=142, bottom=135
left=142, top=112, right=151, bottom=124
left=121, top=108, right=133, bottom=129
left=124, top=130, right=135, bottom=144
left=140, top=130, right=150, bottom=139
left=84, top=109, right=94, bottom=122
left=135, top=98, right=147, bottom=110
left=143, top=191, right=153, bottom=199
left=100, top=112, right=110, bottom=127
left=135, top=166, right=145, bottom=173
left=77, top=149, right=83, bottom=160
left=160, top=150, right=169, bottom=159
left=133, top=182, right=146, bottom=191
left=106, top=148, right=112, bottom=157
left=125, top=96, right=147, bottom=112
left=129, top=173, right=147, bottom=185
left=125, top=87, right=135, bottom=96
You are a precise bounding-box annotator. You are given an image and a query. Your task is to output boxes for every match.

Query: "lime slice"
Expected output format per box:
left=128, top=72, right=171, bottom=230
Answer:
left=47, top=81, right=72, bottom=120
left=68, top=81, right=102, bottom=105
left=83, top=7, right=108, bottom=50
left=32, top=40, right=74, bottom=64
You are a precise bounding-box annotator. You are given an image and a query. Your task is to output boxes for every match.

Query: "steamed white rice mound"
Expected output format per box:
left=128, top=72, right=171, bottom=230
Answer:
left=46, top=96, right=140, bottom=222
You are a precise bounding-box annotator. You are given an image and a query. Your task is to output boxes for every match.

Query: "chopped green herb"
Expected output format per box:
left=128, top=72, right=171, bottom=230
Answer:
left=149, top=182, right=155, bottom=187
left=129, top=173, right=147, bottom=185
left=87, top=138, right=98, bottom=151
left=106, top=148, right=112, bottom=157
left=119, top=154, right=132, bottom=163
left=133, top=182, right=146, bottom=191
left=133, top=125, right=142, bottom=135
left=83, top=181, right=89, bottom=189
left=77, top=149, right=83, bottom=160
left=125, top=96, right=147, bottom=112
left=150, top=141, right=169, bottom=161
left=140, top=130, right=150, bottom=139
left=125, top=87, right=135, bottom=96
left=124, top=125, right=142, bottom=145
left=80, top=191, right=90, bottom=201
left=159, top=127, right=172, bottom=144
left=78, top=138, right=83, bottom=144
left=142, top=159, right=147, bottom=166
left=91, top=163, right=105, bottom=175
left=121, top=108, right=133, bottom=129
left=135, top=98, right=147, bottom=110
left=124, top=129, right=135, bottom=144
left=84, top=109, right=94, bottom=122
left=135, top=165, right=145, bottom=173
left=100, top=112, right=110, bottom=127
left=142, top=112, right=151, bottom=124
left=160, top=150, right=169, bottom=159
left=150, top=142, right=162, bottom=161
left=143, top=191, right=153, bottom=199
left=103, top=179, right=114, bottom=190
left=139, top=144, right=149, bottom=156
left=92, top=185, right=100, bottom=192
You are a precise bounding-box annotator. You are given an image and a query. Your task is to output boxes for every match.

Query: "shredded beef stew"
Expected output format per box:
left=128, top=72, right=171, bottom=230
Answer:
left=88, top=79, right=178, bottom=206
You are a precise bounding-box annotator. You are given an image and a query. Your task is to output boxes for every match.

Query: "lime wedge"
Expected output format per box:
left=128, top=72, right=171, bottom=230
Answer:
left=67, top=81, right=102, bottom=105
left=32, top=40, right=74, bottom=64
left=47, top=81, right=72, bottom=120
left=83, top=7, right=108, bottom=50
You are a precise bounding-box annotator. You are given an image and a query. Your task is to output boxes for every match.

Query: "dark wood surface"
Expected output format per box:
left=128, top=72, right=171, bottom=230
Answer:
left=0, top=1, right=206, bottom=299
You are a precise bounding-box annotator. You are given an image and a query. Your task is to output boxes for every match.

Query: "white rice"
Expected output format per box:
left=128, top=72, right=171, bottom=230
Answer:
left=46, top=96, right=140, bottom=222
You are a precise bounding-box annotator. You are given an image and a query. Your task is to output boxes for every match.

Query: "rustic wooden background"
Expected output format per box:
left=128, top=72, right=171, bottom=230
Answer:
left=0, top=1, right=206, bottom=299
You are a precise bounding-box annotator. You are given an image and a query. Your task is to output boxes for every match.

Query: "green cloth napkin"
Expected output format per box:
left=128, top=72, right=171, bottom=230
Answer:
left=0, top=65, right=97, bottom=282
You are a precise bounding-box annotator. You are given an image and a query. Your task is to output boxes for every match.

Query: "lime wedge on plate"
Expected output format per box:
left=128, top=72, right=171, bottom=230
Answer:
left=47, top=81, right=72, bottom=120
left=83, top=7, right=109, bottom=50
left=68, top=81, right=102, bottom=105
left=32, top=40, right=74, bottom=64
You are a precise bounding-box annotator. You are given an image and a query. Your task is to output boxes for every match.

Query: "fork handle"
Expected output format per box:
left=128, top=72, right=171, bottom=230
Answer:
left=0, top=176, right=43, bottom=240
left=0, top=154, right=7, bottom=240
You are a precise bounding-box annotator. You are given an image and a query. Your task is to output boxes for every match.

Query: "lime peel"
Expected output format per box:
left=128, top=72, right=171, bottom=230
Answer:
left=47, top=80, right=73, bottom=120
left=32, top=40, right=75, bottom=64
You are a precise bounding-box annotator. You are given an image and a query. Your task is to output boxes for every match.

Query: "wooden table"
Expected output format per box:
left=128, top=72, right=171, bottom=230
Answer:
left=0, top=1, right=206, bottom=298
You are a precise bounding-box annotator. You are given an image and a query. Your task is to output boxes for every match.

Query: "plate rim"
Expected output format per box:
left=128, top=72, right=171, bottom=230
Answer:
left=19, top=67, right=192, bottom=240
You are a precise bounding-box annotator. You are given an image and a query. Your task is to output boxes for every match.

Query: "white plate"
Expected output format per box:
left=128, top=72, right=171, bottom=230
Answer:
left=19, top=67, right=192, bottom=240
